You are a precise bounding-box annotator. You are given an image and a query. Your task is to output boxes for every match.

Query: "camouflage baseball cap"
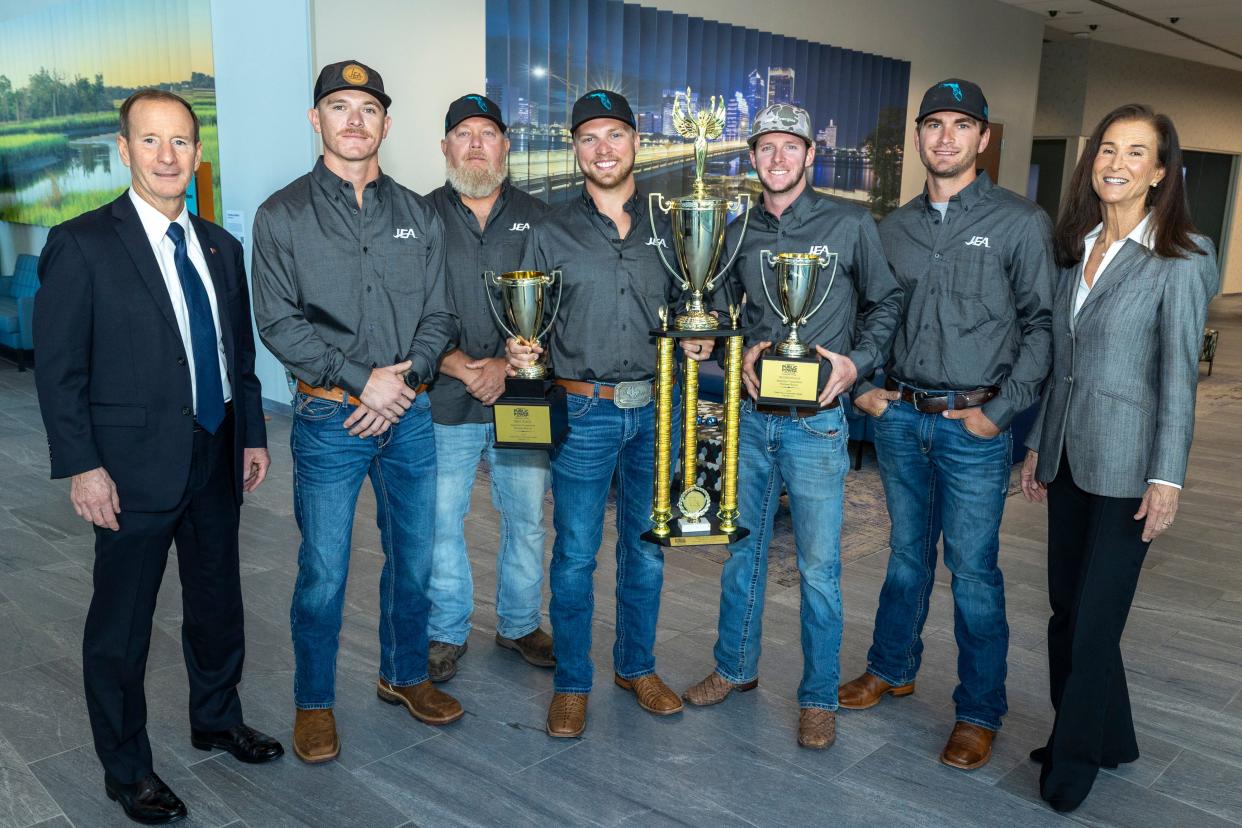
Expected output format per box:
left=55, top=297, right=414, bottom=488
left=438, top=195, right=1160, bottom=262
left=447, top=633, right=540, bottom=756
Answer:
left=748, top=104, right=812, bottom=147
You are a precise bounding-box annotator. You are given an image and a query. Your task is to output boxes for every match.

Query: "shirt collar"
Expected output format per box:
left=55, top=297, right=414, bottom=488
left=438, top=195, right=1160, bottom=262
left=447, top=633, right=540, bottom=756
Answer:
left=311, top=155, right=386, bottom=202
left=1085, top=211, right=1155, bottom=250
left=128, top=187, right=190, bottom=249
left=579, top=185, right=643, bottom=219
left=448, top=177, right=511, bottom=218
left=758, top=183, right=819, bottom=226
left=920, top=170, right=993, bottom=214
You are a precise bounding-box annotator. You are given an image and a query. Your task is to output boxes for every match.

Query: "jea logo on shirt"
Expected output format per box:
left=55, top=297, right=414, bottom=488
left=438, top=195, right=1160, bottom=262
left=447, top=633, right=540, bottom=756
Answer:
left=393, top=228, right=418, bottom=239
left=965, top=236, right=990, bottom=248
left=509, top=222, right=530, bottom=232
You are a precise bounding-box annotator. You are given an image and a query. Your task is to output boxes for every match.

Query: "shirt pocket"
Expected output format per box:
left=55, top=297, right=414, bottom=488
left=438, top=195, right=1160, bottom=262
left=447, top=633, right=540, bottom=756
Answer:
left=948, top=246, right=1013, bottom=329
left=382, top=244, right=428, bottom=295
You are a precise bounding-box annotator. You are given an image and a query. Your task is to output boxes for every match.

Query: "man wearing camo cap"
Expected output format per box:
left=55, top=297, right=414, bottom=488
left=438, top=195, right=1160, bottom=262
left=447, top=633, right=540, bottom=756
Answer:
left=683, top=103, right=902, bottom=751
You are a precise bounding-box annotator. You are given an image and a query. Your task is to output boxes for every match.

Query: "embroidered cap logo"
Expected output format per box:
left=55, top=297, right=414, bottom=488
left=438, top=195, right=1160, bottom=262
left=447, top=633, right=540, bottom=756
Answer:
left=589, top=92, right=613, bottom=111
left=940, top=82, right=964, bottom=102
left=467, top=95, right=488, bottom=112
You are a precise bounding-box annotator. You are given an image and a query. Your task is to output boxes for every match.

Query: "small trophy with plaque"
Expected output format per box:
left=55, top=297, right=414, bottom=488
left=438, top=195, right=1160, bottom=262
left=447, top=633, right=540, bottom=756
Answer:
left=483, top=270, right=568, bottom=449
left=755, top=250, right=838, bottom=407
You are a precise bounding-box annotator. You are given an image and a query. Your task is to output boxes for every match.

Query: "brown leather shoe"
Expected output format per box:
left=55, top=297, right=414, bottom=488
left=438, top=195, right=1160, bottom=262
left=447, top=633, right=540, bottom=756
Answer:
left=376, top=678, right=464, bottom=725
left=941, top=722, right=995, bottom=770
left=546, top=693, right=588, bottom=738
left=496, top=628, right=556, bottom=667
left=682, top=672, right=759, bottom=706
left=293, top=708, right=339, bottom=764
left=614, top=673, right=684, bottom=716
left=798, top=708, right=837, bottom=750
left=837, top=672, right=915, bottom=710
left=428, top=640, right=468, bottom=683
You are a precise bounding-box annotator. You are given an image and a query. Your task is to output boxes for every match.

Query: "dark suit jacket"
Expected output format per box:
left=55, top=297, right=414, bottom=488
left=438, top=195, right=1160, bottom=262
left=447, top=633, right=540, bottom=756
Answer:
left=34, top=193, right=266, bottom=512
left=1027, top=234, right=1219, bottom=498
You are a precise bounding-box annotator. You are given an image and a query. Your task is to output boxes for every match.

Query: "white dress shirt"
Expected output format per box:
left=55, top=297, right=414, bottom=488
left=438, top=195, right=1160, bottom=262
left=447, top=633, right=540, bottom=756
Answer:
left=128, top=188, right=232, bottom=409
left=1073, top=212, right=1178, bottom=490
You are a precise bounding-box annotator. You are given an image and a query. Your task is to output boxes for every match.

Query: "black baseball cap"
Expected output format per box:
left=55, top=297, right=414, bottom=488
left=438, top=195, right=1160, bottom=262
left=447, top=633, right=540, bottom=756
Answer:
left=444, top=94, right=506, bottom=134
left=314, top=60, right=391, bottom=111
left=916, top=78, right=988, bottom=124
left=570, top=89, right=636, bottom=133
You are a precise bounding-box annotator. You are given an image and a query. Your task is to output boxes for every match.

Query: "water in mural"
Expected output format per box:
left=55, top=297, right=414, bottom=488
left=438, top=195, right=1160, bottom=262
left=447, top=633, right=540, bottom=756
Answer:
left=485, top=0, right=909, bottom=216
left=0, top=0, right=218, bottom=227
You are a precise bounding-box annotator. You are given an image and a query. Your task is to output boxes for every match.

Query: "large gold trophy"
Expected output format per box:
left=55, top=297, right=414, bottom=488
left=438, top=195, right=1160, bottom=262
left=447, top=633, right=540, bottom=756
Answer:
left=643, top=88, right=751, bottom=547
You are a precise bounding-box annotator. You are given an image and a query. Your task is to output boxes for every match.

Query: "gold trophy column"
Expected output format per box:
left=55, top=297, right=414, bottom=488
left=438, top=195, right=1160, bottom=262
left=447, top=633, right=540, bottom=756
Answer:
left=650, top=333, right=676, bottom=538
left=717, top=324, right=744, bottom=534
left=681, top=358, right=699, bottom=500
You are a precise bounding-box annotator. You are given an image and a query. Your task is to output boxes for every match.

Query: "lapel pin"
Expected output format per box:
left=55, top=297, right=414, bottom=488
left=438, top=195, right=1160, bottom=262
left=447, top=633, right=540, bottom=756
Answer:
left=209, top=247, right=218, bottom=255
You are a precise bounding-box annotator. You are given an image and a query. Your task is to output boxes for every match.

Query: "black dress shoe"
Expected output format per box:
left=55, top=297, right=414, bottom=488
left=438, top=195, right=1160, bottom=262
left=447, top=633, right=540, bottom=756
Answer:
left=1029, top=745, right=1126, bottom=769
left=104, top=773, right=187, bottom=825
left=191, top=723, right=284, bottom=764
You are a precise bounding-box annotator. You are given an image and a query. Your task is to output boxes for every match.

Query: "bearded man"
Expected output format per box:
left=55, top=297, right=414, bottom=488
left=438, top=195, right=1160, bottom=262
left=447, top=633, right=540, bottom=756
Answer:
left=423, top=94, right=554, bottom=683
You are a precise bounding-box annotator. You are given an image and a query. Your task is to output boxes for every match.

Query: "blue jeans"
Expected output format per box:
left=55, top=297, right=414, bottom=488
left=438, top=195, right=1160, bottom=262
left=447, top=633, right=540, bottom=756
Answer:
left=714, top=401, right=849, bottom=709
left=289, top=391, right=436, bottom=708
left=865, top=398, right=1012, bottom=730
left=428, top=421, right=550, bottom=645
left=548, top=387, right=679, bottom=694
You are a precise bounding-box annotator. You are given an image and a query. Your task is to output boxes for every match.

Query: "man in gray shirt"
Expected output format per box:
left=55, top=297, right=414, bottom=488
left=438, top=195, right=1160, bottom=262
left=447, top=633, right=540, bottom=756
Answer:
left=681, top=104, right=902, bottom=752
left=507, top=90, right=714, bottom=739
left=424, top=94, right=553, bottom=683
left=251, top=60, right=462, bottom=765
left=838, top=79, right=1055, bottom=770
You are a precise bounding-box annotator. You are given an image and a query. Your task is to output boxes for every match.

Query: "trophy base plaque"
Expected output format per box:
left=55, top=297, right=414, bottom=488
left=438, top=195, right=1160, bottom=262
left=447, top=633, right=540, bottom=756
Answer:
left=642, top=516, right=749, bottom=548
left=492, top=379, right=568, bottom=450
left=757, top=353, right=821, bottom=407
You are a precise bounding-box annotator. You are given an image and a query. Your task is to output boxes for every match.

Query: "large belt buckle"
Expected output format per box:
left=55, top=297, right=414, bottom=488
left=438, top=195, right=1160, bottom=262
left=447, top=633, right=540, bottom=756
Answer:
left=613, top=380, right=652, bottom=409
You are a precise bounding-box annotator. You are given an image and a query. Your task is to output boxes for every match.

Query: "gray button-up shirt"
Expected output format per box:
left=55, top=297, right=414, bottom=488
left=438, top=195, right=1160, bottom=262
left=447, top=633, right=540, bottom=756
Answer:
left=719, top=186, right=902, bottom=386
left=870, top=172, right=1055, bottom=429
left=520, top=187, right=678, bottom=383
left=251, top=158, right=456, bottom=398
left=426, top=180, right=548, bottom=425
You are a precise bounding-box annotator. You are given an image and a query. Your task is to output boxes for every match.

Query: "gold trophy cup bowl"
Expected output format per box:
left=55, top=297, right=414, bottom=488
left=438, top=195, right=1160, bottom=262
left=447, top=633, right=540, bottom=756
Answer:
left=649, top=193, right=750, bottom=331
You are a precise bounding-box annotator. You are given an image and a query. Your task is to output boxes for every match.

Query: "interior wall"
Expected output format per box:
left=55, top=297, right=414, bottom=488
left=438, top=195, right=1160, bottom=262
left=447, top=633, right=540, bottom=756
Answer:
left=1037, top=39, right=1242, bottom=294
left=309, top=0, right=1046, bottom=204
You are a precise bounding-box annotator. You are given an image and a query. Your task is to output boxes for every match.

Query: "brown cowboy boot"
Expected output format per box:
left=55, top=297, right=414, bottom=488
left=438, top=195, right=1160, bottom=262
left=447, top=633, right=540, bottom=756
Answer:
left=293, top=708, right=340, bottom=764
left=837, top=672, right=915, bottom=710
left=682, top=672, right=759, bottom=706
left=376, top=678, right=464, bottom=725
left=941, top=722, right=995, bottom=770
left=546, top=693, right=588, bottom=738
left=798, top=708, right=837, bottom=750
left=614, top=673, right=683, bottom=715
left=496, top=628, right=556, bottom=667
left=428, top=640, right=468, bottom=683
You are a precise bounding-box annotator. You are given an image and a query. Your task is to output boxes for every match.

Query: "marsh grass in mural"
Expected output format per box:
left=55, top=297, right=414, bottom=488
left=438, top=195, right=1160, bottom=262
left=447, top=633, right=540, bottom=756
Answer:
left=486, top=0, right=909, bottom=216
left=0, top=0, right=220, bottom=227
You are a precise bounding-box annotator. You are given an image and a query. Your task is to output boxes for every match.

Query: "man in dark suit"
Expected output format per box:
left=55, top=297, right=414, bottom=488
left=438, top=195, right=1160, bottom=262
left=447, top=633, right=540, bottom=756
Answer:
left=34, top=89, right=282, bottom=825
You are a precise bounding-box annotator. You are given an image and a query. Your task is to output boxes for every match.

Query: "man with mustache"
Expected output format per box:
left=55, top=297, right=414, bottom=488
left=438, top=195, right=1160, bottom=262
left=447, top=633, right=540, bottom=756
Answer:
left=506, top=90, right=714, bottom=738
left=251, top=60, right=461, bottom=764
left=838, top=78, right=1054, bottom=770
left=681, top=104, right=902, bottom=751
left=423, top=94, right=553, bottom=683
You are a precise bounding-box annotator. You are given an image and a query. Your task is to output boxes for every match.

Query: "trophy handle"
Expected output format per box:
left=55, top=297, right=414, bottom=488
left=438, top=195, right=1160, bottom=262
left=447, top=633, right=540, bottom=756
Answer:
left=535, top=269, right=562, bottom=345
left=482, top=270, right=520, bottom=342
left=648, top=193, right=688, bottom=289
left=703, top=192, right=751, bottom=294
left=757, top=249, right=791, bottom=326
left=800, top=253, right=839, bottom=324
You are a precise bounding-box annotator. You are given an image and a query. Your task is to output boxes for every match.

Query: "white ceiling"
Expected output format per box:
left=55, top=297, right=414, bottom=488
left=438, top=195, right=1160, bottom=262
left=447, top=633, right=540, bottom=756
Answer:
left=997, top=0, right=1242, bottom=72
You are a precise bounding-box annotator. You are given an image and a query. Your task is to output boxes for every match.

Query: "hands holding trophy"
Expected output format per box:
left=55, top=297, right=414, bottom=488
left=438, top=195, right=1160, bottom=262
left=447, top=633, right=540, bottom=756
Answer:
left=755, top=250, right=838, bottom=406
left=484, top=270, right=568, bottom=449
left=642, top=87, right=752, bottom=547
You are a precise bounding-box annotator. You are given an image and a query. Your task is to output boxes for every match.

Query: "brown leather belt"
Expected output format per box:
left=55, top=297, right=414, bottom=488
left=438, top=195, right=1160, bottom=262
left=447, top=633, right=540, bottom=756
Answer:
left=754, top=398, right=840, bottom=417
left=884, top=377, right=997, bottom=413
left=296, top=379, right=426, bottom=407
left=555, top=379, right=614, bottom=400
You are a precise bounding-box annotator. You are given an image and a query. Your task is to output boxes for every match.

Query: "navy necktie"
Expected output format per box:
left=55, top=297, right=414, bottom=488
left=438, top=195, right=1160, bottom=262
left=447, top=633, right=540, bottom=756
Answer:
left=166, top=222, right=225, bottom=434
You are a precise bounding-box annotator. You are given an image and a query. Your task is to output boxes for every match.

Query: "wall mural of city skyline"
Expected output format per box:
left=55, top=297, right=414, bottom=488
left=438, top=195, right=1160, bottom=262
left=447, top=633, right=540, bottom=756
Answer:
left=485, top=0, right=910, bottom=215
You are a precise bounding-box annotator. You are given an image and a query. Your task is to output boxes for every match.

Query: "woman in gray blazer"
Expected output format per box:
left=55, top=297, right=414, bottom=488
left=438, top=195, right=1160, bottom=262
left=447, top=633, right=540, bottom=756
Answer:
left=1019, top=103, right=1219, bottom=813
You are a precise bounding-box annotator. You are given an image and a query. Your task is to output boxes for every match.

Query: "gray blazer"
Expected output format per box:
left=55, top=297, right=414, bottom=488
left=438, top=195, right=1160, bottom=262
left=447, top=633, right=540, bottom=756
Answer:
left=1027, top=233, right=1218, bottom=498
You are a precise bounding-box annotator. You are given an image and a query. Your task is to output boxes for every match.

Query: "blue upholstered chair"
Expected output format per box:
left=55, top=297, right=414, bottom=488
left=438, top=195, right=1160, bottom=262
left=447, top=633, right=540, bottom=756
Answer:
left=0, top=254, right=39, bottom=370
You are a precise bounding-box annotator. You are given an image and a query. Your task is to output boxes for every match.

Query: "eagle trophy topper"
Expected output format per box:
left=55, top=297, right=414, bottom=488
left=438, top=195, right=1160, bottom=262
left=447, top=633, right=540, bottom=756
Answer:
left=671, top=87, right=725, bottom=197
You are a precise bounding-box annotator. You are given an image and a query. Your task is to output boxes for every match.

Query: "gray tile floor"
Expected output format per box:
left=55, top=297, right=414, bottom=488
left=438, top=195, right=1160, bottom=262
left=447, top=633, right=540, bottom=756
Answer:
left=1, top=296, right=1241, bottom=827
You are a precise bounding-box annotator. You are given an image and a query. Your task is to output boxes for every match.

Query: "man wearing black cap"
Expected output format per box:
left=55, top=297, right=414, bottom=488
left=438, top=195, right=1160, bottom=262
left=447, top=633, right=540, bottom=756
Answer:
left=507, top=90, right=714, bottom=738
left=252, top=60, right=462, bottom=765
left=423, top=94, right=553, bottom=683
left=838, top=78, right=1055, bottom=770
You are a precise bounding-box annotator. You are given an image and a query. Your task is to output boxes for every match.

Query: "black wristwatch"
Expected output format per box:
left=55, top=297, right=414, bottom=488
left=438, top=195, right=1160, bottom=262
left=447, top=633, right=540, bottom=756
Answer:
left=404, top=370, right=422, bottom=390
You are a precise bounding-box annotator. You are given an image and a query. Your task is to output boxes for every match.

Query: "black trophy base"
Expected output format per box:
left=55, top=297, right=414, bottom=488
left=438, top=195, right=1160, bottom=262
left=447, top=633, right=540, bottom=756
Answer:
left=757, top=352, right=822, bottom=407
left=642, top=515, right=749, bottom=548
left=492, top=379, right=567, bottom=450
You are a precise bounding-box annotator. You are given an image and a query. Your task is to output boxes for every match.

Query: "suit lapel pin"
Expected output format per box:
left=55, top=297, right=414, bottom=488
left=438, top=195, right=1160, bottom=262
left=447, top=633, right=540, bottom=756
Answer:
left=209, top=247, right=218, bottom=255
